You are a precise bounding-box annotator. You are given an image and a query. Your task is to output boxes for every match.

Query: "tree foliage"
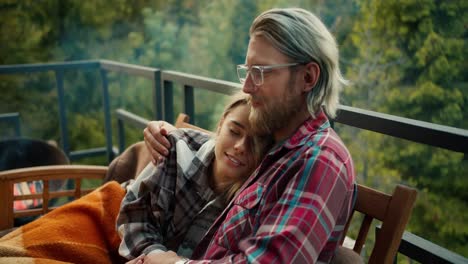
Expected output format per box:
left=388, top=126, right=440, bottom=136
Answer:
left=342, top=0, right=468, bottom=256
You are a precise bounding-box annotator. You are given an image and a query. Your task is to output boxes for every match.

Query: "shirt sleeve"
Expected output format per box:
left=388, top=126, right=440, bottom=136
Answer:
left=116, top=153, right=177, bottom=259
left=190, top=149, right=354, bottom=264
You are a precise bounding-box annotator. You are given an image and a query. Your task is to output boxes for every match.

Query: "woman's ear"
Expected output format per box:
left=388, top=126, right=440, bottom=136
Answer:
left=303, top=62, right=320, bottom=92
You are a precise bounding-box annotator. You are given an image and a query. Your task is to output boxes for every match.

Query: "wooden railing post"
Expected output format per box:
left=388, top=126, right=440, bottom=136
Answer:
left=0, top=179, right=14, bottom=230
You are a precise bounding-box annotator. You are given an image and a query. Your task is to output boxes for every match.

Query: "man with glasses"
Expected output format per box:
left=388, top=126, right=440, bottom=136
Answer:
left=141, top=7, right=356, bottom=264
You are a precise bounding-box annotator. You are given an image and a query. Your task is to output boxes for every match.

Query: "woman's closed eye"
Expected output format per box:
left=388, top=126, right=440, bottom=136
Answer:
left=229, top=128, right=241, bottom=136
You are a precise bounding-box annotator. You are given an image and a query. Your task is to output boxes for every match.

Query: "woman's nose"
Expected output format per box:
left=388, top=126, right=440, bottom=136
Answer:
left=234, top=138, right=247, bottom=154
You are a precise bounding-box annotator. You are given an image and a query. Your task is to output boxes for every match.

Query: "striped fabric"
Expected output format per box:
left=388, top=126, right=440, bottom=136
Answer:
left=191, top=111, right=356, bottom=264
left=117, top=128, right=224, bottom=259
left=13, top=181, right=43, bottom=210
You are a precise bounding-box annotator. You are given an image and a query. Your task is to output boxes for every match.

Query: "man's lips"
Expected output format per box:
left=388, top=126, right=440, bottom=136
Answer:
left=250, top=100, right=262, bottom=108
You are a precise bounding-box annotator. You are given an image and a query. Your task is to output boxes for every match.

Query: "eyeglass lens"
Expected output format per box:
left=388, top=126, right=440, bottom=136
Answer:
left=238, top=67, right=262, bottom=85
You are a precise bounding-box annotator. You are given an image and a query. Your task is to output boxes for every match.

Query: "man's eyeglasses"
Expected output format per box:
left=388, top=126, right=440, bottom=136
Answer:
left=237, top=63, right=300, bottom=86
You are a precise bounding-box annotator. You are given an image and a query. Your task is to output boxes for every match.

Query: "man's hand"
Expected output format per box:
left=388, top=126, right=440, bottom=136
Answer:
left=143, top=121, right=176, bottom=164
left=143, top=250, right=188, bottom=264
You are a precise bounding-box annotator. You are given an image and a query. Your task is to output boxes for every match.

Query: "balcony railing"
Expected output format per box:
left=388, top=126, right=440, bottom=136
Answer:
left=1, top=60, right=467, bottom=263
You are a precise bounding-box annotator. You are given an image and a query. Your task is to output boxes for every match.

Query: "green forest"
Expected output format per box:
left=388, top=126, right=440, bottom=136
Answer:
left=1, top=0, right=467, bottom=261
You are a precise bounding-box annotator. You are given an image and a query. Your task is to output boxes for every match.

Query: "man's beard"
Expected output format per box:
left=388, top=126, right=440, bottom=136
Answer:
left=248, top=76, right=303, bottom=136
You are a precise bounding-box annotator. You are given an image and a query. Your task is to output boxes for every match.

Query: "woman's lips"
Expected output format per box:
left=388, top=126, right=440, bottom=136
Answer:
left=225, top=153, right=245, bottom=167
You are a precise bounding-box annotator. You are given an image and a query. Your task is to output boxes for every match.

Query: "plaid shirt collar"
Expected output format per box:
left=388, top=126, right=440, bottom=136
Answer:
left=233, top=110, right=331, bottom=198
left=180, top=138, right=216, bottom=201
left=270, top=110, right=330, bottom=154
left=171, top=129, right=216, bottom=201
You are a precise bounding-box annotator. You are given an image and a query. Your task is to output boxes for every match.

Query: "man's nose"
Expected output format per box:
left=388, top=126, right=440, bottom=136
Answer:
left=242, top=75, right=256, bottom=94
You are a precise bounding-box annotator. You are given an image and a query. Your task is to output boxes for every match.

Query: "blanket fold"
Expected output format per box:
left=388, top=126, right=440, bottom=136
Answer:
left=0, top=181, right=126, bottom=264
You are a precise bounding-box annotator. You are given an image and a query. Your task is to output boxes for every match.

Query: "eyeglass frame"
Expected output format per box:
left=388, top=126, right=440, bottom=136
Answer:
left=237, top=63, right=303, bottom=86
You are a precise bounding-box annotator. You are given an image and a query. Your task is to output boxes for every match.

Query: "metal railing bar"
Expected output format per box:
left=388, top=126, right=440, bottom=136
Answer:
left=152, top=71, right=163, bottom=121
left=116, top=109, right=150, bottom=129
left=398, top=230, right=468, bottom=264
left=0, top=60, right=99, bottom=74
left=116, top=109, right=150, bottom=152
left=54, top=69, right=70, bottom=156
left=69, top=147, right=108, bottom=161
left=0, top=113, right=20, bottom=120
left=183, top=85, right=195, bottom=124
left=118, top=119, right=125, bottom=153
left=162, top=70, right=241, bottom=95
left=100, top=69, right=114, bottom=163
left=0, top=113, right=21, bottom=136
left=334, top=105, right=468, bottom=154
left=162, top=81, right=174, bottom=123
left=100, top=60, right=160, bottom=79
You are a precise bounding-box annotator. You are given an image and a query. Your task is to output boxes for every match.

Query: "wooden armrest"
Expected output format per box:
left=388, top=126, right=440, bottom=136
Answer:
left=0, top=165, right=108, bottom=231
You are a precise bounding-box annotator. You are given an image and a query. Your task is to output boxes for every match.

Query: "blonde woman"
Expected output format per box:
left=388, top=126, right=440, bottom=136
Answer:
left=117, top=92, right=272, bottom=263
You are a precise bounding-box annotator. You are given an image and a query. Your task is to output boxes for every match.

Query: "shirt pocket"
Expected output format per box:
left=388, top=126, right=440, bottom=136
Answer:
left=216, top=182, right=264, bottom=251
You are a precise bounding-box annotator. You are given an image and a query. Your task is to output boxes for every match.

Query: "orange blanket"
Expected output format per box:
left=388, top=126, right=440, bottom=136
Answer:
left=0, top=181, right=126, bottom=264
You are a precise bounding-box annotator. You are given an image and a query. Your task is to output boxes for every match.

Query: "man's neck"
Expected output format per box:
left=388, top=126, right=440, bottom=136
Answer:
left=273, top=108, right=311, bottom=143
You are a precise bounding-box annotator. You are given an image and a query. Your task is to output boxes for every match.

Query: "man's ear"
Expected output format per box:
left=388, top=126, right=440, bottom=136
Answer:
left=303, top=62, right=320, bottom=92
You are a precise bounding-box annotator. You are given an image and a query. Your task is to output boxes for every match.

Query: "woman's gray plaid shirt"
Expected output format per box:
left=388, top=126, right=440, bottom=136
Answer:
left=117, top=129, right=223, bottom=259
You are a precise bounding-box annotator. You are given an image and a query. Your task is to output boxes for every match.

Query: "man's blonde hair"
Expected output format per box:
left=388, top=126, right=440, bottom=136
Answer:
left=250, top=8, right=348, bottom=118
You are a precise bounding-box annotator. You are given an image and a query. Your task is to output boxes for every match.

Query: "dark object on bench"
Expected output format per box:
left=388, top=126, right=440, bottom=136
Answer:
left=0, top=138, right=69, bottom=171
left=0, top=138, right=70, bottom=226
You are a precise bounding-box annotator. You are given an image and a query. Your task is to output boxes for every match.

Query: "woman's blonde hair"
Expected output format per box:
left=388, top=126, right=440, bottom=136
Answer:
left=216, top=91, right=272, bottom=202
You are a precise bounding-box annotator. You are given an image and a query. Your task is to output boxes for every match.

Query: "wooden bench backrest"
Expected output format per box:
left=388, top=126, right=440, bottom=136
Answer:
left=0, top=165, right=108, bottom=231
left=343, top=184, right=417, bottom=263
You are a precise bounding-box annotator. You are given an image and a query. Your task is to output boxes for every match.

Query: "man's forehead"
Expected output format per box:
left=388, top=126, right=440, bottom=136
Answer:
left=245, top=35, right=274, bottom=65
left=245, top=35, right=287, bottom=65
